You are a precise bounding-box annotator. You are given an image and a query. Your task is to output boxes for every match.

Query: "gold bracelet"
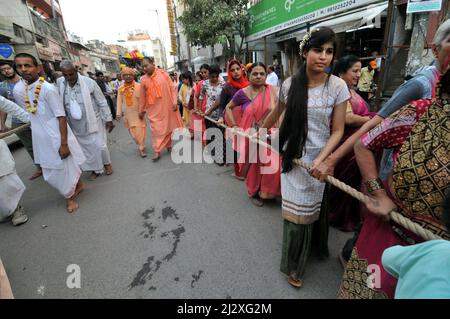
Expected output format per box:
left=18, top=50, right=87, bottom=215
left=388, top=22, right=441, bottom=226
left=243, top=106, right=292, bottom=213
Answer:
left=365, top=177, right=384, bottom=193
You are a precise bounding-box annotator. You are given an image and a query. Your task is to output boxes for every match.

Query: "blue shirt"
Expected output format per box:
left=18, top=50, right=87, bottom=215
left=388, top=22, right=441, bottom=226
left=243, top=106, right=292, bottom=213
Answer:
left=382, top=240, right=450, bottom=299
left=0, top=80, right=22, bottom=124
left=376, top=65, right=439, bottom=181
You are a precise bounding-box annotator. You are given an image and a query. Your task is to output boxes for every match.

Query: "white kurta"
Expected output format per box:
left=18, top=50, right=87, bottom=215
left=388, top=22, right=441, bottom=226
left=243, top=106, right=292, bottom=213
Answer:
left=58, top=76, right=113, bottom=172
left=278, top=75, right=350, bottom=224
left=13, top=80, right=86, bottom=198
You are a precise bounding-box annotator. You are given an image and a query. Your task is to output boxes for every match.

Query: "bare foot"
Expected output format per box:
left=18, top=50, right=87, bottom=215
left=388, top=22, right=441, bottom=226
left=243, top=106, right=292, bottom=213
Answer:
left=66, top=198, right=79, bottom=213
left=104, top=164, right=113, bottom=175
left=88, top=172, right=100, bottom=181
left=74, top=181, right=85, bottom=198
left=29, top=169, right=43, bottom=180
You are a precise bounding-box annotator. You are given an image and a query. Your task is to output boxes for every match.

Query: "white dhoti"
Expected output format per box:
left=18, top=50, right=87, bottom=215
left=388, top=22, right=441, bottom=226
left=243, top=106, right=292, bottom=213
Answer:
left=76, top=132, right=104, bottom=173
left=42, top=156, right=81, bottom=199
left=0, top=172, right=25, bottom=219
left=98, top=118, right=111, bottom=165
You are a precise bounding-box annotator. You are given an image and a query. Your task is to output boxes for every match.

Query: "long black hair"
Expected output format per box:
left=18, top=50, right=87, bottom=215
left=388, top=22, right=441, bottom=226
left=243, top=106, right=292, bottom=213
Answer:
left=181, top=71, right=193, bottom=87
left=279, top=27, right=337, bottom=173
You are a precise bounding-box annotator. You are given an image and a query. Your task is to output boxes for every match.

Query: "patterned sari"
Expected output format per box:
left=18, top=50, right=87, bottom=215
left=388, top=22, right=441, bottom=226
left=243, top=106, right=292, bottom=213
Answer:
left=338, top=72, right=450, bottom=298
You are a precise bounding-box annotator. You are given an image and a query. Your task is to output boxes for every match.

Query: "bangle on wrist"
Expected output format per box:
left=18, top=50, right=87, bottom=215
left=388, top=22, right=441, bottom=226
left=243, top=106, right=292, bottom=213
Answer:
left=365, top=177, right=384, bottom=193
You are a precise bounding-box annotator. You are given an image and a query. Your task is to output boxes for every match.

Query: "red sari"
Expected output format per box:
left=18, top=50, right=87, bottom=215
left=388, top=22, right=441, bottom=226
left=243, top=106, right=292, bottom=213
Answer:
left=231, top=86, right=281, bottom=199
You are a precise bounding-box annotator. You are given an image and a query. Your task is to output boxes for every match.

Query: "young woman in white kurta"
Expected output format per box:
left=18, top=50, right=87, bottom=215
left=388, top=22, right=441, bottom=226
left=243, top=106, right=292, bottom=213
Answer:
left=261, top=27, right=349, bottom=288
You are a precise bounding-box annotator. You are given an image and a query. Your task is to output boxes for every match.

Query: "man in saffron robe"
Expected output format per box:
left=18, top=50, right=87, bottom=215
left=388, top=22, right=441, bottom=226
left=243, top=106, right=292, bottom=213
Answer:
left=117, top=67, right=147, bottom=157
left=139, top=57, right=183, bottom=161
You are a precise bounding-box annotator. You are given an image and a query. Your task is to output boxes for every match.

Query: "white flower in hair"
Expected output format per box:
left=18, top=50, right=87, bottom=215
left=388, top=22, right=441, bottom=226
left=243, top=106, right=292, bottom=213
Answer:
left=299, top=32, right=311, bottom=54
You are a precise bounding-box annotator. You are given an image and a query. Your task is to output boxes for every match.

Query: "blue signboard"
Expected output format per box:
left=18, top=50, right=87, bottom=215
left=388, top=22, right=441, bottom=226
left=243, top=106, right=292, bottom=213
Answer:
left=0, top=43, right=14, bottom=59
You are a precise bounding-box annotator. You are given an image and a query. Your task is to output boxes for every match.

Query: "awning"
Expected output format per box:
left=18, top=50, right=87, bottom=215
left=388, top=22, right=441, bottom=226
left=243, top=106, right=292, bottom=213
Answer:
left=275, top=1, right=388, bottom=42
left=314, top=1, right=388, bottom=34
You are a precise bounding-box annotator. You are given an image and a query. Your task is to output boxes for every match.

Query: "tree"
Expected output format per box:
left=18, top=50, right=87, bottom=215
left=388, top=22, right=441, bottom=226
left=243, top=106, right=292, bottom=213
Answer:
left=178, top=0, right=250, bottom=61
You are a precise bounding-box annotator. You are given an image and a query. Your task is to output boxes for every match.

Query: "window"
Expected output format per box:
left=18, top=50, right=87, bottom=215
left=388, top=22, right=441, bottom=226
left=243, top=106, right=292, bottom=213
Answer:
left=13, top=24, right=24, bottom=38
left=35, top=35, right=47, bottom=46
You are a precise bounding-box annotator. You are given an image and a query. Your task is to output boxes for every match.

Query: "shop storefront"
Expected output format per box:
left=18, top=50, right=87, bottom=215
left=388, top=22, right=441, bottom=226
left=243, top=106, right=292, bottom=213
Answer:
left=246, top=0, right=388, bottom=78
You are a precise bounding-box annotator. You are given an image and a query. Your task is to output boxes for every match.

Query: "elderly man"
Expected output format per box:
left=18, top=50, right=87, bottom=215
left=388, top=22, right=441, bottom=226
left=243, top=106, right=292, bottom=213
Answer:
left=0, top=95, right=30, bottom=225
left=58, top=60, right=115, bottom=180
left=13, top=53, right=86, bottom=213
left=116, top=67, right=147, bottom=157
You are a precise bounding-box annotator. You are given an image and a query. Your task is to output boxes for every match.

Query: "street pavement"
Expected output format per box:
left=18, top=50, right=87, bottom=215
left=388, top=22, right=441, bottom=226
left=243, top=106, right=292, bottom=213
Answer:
left=0, top=123, right=352, bottom=299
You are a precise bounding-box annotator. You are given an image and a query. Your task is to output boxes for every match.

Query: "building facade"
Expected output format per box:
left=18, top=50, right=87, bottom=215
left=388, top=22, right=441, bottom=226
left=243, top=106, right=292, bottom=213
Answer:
left=0, top=0, right=72, bottom=76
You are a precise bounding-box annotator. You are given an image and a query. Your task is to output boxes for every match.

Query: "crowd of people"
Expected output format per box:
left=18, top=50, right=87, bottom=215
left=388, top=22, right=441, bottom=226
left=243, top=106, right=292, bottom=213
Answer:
left=0, top=18, right=448, bottom=299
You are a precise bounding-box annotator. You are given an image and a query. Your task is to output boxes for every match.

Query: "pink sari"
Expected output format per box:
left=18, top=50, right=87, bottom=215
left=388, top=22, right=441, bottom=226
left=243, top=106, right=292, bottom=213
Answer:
left=233, top=86, right=281, bottom=199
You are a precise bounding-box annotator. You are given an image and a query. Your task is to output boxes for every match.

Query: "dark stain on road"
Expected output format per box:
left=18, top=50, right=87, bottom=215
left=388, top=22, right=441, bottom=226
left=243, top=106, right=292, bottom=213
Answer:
left=162, top=206, right=179, bottom=221
left=130, top=205, right=185, bottom=291
left=191, top=270, right=204, bottom=288
left=174, top=277, right=179, bottom=282
left=163, top=226, right=185, bottom=262
left=142, top=207, right=155, bottom=220
left=129, top=256, right=160, bottom=289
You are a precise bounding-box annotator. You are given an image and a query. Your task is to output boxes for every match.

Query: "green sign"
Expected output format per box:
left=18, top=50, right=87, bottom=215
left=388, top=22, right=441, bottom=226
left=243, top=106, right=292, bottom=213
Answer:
left=247, top=0, right=374, bottom=41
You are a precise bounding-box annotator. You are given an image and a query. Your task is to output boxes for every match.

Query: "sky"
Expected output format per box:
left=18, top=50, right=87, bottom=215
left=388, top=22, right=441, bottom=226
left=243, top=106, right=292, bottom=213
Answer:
left=59, top=0, right=175, bottom=65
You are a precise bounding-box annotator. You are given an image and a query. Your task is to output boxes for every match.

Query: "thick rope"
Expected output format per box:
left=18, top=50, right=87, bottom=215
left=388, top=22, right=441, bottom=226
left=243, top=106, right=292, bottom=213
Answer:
left=0, top=123, right=30, bottom=139
left=196, top=111, right=442, bottom=241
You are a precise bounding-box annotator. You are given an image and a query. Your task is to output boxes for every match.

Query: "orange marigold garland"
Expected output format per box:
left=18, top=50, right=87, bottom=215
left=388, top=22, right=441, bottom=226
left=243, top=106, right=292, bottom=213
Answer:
left=25, top=77, right=45, bottom=113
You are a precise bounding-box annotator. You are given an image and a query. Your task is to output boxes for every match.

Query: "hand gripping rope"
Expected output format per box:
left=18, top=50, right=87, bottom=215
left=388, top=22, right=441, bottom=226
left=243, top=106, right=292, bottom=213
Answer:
left=195, top=110, right=442, bottom=241
left=0, top=123, right=30, bottom=139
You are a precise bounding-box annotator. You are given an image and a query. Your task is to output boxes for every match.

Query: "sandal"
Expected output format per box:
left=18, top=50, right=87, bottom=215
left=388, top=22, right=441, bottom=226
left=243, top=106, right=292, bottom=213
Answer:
left=288, top=276, right=303, bottom=288
left=250, top=197, right=264, bottom=207
left=152, top=152, right=161, bottom=161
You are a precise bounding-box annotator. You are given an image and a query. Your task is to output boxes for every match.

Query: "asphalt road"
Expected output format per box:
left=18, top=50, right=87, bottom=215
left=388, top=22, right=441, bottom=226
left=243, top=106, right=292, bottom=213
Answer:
left=0, top=123, right=352, bottom=298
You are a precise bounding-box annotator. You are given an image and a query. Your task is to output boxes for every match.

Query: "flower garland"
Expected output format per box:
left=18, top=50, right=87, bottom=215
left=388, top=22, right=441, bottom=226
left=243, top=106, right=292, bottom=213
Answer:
left=299, top=32, right=311, bottom=55
left=24, top=77, right=45, bottom=113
